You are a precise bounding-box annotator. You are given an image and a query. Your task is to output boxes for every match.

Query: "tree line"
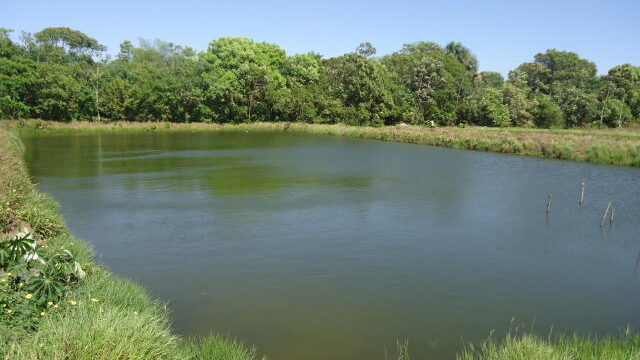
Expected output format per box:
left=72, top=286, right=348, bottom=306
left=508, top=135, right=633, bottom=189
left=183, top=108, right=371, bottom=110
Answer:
left=1, top=27, right=638, bottom=128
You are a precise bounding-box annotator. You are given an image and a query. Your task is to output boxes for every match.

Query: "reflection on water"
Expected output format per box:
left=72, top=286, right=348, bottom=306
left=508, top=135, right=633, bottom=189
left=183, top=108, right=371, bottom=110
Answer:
left=23, top=131, right=640, bottom=360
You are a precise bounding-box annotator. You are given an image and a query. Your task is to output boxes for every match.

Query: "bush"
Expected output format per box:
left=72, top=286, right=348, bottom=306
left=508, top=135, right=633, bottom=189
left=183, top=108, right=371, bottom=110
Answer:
left=600, top=99, right=633, bottom=127
left=533, top=95, right=565, bottom=129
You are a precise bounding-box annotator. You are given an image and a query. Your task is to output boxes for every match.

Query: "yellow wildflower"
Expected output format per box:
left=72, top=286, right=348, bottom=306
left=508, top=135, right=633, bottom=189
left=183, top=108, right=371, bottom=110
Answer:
left=6, top=309, right=13, bottom=314
left=91, top=298, right=99, bottom=303
left=40, top=312, right=46, bottom=316
left=68, top=300, right=77, bottom=306
left=133, top=311, right=138, bottom=315
left=47, top=301, right=54, bottom=306
left=25, top=293, right=33, bottom=300
left=53, top=304, right=59, bottom=308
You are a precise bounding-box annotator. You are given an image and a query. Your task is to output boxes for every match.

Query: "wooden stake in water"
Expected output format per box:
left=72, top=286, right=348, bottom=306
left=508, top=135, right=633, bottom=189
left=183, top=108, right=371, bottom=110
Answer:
left=610, top=205, right=615, bottom=225
left=600, top=202, right=612, bottom=227
left=546, top=194, right=553, bottom=213
left=579, top=183, right=585, bottom=205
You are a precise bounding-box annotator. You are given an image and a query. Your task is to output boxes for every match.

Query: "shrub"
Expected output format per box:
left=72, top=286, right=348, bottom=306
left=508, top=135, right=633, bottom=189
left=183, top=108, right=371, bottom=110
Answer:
left=533, top=95, right=565, bottom=129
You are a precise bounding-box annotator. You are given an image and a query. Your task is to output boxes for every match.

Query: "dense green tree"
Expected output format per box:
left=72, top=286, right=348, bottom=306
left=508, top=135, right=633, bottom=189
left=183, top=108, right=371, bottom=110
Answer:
left=96, top=39, right=212, bottom=122
left=534, top=49, right=597, bottom=89
left=32, top=27, right=105, bottom=64
left=508, top=62, right=552, bottom=93
left=34, top=27, right=105, bottom=54
left=475, top=72, right=504, bottom=88
left=0, top=57, right=37, bottom=118
left=473, top=87, right=510, bottom=127
left=279, top=53, right=324, bottom=122
left=382, top=48, right=471, bottom=125
left=282, top=53, right=322, bottom=86
left=200, top=37, right=287, bottom=123
left=0, top=27, right=636, bottom=129
left=399, top=41, right=444, bottom=55
left=0, top=30, right=34, bottom=118
left=321, top=53, right=400, bottom=125
left=445, top=41, right=478, bottom=73
left=32, top=63, right=94, bottom=122
left=0, top=29, right=23, bottom=58
left=201, top=37, right=285, bottom=69
left=355, top=42, right=376, bottom=57
left=551, top=82, right=598, bottom=127
left=533, top=94, right=565, bottom=128
left=510, top=50, right=607, bottom=127
left=603, top=64, right=640, bottom=119
left=411, top=57, right=445, bottom=119
left=117, top=40, right=134, bottom=62
left=502, top=83, right=536, bottom=127
left=599, top=98, right=633, bottom=127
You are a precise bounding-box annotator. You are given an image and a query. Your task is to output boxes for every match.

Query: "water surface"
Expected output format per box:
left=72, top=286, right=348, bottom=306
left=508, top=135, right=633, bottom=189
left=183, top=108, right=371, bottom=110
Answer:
left=23, top=131, right=640, bottom=359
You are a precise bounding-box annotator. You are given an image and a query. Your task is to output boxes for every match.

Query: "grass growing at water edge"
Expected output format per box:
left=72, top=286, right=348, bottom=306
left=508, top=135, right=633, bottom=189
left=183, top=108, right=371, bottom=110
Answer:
left=12, top=119, right=640, bottom=168
left=457, top=329, right=640, bottom=360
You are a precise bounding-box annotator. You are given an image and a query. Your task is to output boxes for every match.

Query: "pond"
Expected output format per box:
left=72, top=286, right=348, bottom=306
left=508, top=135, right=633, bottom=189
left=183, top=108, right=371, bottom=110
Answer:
left=23, top=131, right=640, bottom=360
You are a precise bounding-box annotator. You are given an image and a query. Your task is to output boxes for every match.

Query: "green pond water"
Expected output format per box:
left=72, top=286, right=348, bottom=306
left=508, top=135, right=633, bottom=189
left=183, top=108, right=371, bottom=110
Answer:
left=23, top=131, right=640, bottom=360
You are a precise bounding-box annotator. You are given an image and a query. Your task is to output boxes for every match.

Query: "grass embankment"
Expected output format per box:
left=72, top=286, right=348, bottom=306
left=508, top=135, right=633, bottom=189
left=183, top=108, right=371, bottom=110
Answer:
left=16, top=120, right=640, bottom=168
left=0, top=126, right=261, bottom=359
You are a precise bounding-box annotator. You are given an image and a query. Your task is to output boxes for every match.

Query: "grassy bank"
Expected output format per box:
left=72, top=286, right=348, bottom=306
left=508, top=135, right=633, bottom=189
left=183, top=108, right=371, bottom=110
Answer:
left=0, top=125, right=262, bottom=360
left=13, top=120, right=640, bottom=168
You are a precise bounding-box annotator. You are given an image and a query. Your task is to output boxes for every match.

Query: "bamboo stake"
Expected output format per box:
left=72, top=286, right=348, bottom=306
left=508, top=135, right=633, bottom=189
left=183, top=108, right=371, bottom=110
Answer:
left=610, top=205, right=615, bottom=225
left=579, top=183, right=585, bottom=205
left=546, top=194, right=553, bottom=213
left=600, top=202, right=612, bottom=227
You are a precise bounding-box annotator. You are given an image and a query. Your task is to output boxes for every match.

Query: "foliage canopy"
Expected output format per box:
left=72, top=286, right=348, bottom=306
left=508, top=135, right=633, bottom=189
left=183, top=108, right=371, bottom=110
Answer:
left=0, top=27, right=638, bottom=128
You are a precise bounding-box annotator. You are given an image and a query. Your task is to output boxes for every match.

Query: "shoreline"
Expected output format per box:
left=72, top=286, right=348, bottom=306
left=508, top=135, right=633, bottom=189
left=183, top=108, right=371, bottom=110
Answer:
left=2, top=121, right=640, bottom=359
left=11, top=120, right=640, bottom=168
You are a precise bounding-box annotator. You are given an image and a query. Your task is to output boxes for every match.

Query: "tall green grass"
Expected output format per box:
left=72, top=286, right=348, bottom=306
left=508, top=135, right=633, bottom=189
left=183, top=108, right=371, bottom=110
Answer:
left=4, top=269, right=263, bottom=360
left=5, top=271, right=182, bottom=360
left=457, top=330, right=640, bottom=360
left=183, top=335, right=265, bottom=360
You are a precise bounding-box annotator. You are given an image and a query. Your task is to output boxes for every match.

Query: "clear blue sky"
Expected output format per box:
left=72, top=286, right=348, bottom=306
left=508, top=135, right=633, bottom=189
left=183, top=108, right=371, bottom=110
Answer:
left=2, top=0, right=639, bottom=75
